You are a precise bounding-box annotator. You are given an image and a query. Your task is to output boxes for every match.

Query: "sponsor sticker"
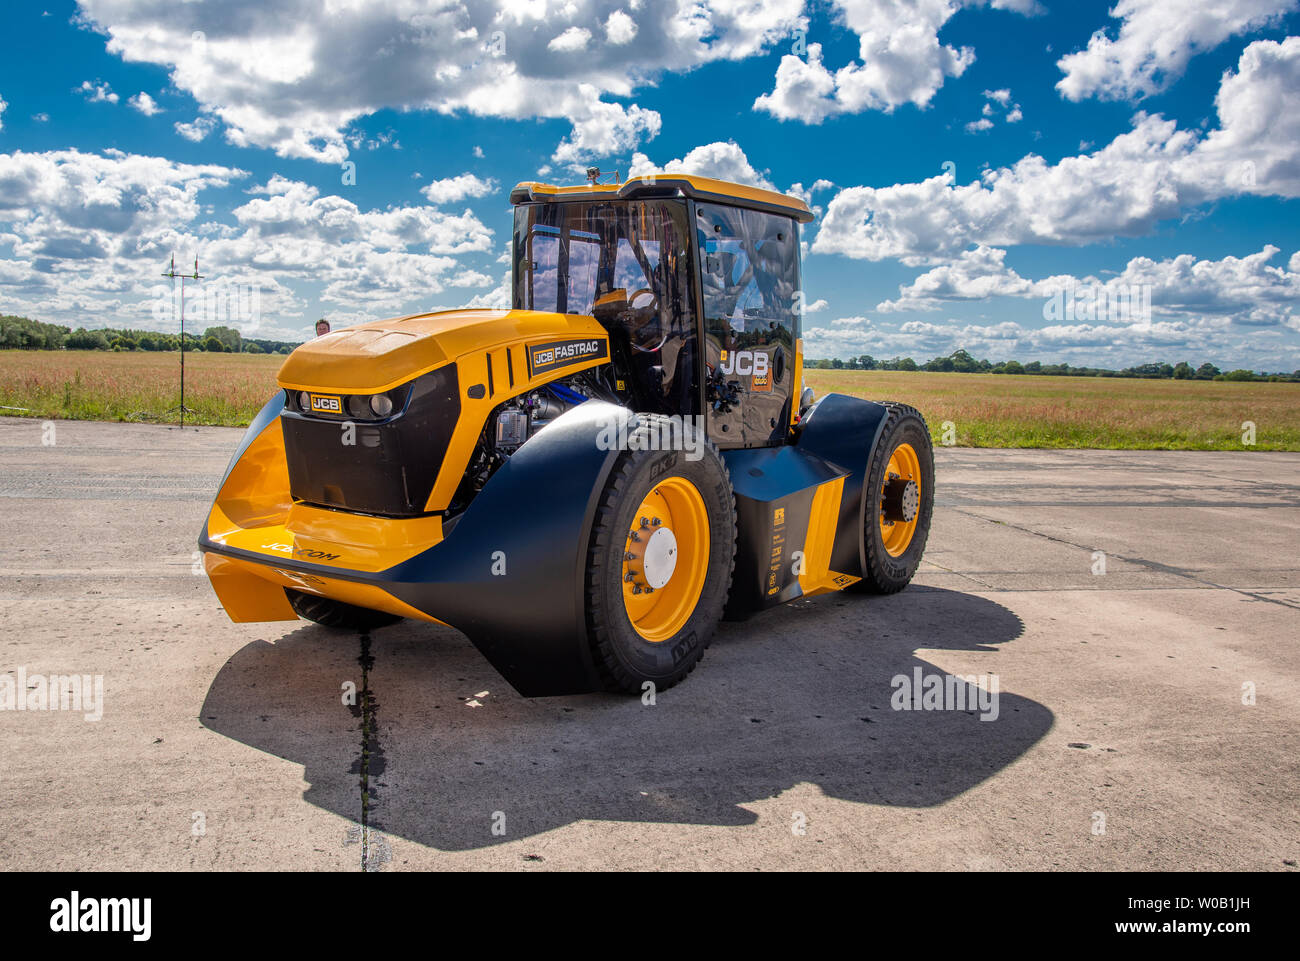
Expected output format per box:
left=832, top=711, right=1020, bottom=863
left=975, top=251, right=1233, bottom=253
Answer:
left=528, top=338, right=608, bottom=376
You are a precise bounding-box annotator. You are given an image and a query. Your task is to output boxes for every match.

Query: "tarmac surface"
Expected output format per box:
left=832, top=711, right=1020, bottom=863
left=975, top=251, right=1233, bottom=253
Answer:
left=0, top=415, right=1296, bottom=871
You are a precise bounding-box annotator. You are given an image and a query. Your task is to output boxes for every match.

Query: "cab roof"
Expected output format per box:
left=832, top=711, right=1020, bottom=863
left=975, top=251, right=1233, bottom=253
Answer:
left=510, top=173, right=814, bottom=224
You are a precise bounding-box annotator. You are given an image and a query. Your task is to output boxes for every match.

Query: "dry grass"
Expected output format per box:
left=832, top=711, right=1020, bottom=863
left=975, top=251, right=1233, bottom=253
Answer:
left=804, top=370, right=1300, bottom=450
left=0, top=350, right=283, bottom=427
left=1, top=351, right=1296, bottom=449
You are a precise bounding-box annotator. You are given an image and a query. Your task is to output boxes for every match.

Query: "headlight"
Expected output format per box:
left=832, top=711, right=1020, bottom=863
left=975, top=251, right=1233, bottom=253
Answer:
left=298, top=391, right=310, bottom=411
left=370, top=394, right=394, bottom=418
left=346, top=394, right=369, bottom=419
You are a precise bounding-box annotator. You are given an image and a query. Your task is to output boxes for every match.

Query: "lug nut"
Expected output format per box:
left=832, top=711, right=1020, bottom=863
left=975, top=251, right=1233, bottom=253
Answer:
left=624, top=551, right=635, bottom=561
left=624, top=572, right=635, bottom=582
left=632, top=585, right=642, bottom=595
left=651, top=517, right=661, bottom=526
left=629, top=531, right=639, bottom=542
left=640, top=517, right=650, bottom=527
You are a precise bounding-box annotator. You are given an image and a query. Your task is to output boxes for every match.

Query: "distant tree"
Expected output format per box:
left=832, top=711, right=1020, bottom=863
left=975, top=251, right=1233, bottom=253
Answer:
left=1023, top=361, right=1042, bottom=374
left=1222, top=369, right=1256, bottom=381
left=1195, top=363, right=1220, bottom=380
left=66, top=328, right=110, bottom=350
left=897, top=357, right=918, bottom=372
left=1172, top=361, right=1193, bottom=380
left=204, top=336, right=225, bottom=353
left=1000, top=360, right=1024, bottom=375
left=858, top=354, right=876, bottom=370
left=204, top=326, right=241, bottom=352
left=949, top=349, right=979, bottom=373
left=831, top=357, right=844, bottom=369
left=244, top=342, right=264, bottom=354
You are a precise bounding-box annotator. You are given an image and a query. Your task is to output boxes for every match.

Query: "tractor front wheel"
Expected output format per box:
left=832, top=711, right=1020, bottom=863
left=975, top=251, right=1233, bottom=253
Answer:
left=586, top=415, right=736, bottom=694
left=856, top=403, right=934, bottom=594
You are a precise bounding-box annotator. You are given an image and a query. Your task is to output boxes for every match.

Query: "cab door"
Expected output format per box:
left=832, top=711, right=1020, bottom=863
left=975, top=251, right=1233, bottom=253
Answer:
left=695, top=203, right=800, bottom=449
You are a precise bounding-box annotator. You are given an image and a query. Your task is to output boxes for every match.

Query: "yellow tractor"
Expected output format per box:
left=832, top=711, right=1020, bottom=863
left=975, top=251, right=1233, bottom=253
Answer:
left=200, top=174, right=933, bottom=695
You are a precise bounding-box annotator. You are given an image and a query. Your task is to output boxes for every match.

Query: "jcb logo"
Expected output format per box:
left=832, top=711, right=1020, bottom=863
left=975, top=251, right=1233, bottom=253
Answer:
left=310, top=394, right=341, bottom=413
left=718, top=349, right=769, bottom=377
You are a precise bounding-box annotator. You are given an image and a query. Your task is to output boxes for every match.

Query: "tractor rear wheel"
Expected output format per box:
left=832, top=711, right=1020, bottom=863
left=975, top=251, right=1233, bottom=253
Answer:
left=586, top=415, right=736, bottom=694
left=285, top=588, right=402, bottom=631
left=855, top=403, right=934, bottom=594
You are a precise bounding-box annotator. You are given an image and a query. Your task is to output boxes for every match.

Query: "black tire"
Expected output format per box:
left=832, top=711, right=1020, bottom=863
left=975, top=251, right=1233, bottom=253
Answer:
left=285, top=588, right=402, bottom=631
left=855, top=403, right=934, bottom=594
left=586, top=415, right=736, bottom=694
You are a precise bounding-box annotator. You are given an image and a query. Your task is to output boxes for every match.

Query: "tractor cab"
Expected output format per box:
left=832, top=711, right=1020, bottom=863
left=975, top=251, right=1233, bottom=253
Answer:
left=510, top=175, right=813, bottom=448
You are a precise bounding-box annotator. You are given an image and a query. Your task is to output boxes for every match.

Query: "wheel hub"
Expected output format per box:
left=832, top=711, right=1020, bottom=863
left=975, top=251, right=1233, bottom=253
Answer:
left=620, top=479, right=710, bottom=642
left=882, top=477, right=919, bottom=523
left=640, top=527, right=678, bottom=589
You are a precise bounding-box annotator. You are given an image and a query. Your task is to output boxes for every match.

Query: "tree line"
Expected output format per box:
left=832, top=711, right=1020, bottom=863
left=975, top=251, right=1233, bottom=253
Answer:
left=808, top=349, right=1299, bottom=383
left=0, top=315, right=301, bottom=355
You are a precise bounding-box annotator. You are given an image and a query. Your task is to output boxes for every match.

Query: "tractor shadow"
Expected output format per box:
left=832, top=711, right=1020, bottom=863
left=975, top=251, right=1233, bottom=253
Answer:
left=200, top=587, right=1051, bottom=852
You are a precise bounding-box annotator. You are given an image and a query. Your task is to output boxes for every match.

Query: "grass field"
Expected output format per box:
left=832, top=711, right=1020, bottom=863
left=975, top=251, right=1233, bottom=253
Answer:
left=0, top=350, right=280, bottom=427
left=0, top=350, right=1296, bottom=450
left=805, top=369, right=1300, bottom=450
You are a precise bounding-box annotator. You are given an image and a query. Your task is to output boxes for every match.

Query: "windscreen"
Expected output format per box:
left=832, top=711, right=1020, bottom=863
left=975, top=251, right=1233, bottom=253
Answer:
left=513, top=199, right=698, bottom=413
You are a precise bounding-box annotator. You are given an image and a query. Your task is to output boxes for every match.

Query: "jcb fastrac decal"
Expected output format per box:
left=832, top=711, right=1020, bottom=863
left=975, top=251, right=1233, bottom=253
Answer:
left=718, top=349, right=769, bottom=377
left=528, top=338, right=608, bottom=377
left=309, top=394, right=342, bottom=413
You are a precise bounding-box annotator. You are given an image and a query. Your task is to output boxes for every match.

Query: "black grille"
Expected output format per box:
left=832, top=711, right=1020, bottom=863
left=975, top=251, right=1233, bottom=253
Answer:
left=281, top=365, right=460, bottom=516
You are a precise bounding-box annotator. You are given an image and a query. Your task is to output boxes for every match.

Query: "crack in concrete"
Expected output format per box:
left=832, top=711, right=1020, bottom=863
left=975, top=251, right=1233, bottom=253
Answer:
left=350, top=631, right=389, bottom=872
left=952, top=507, right=1300, bottom=611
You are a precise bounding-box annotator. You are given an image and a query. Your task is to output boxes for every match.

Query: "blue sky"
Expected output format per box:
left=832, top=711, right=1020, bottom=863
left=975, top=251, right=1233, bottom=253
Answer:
left=1, top=0, right=1299, bottom=370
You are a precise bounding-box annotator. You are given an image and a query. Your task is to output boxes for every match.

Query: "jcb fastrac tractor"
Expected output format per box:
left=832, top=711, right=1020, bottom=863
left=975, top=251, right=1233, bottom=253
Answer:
left=200, top=174, right=934, bottom=696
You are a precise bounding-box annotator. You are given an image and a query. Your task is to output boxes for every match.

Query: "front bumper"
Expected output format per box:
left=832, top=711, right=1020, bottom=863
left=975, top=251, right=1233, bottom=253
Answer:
left=200, top=398, right=634, bottom=696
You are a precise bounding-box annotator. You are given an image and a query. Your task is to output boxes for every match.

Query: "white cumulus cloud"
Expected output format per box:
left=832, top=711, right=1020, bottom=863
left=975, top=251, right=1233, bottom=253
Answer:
left=1056, top=0, right=1298, bottom=102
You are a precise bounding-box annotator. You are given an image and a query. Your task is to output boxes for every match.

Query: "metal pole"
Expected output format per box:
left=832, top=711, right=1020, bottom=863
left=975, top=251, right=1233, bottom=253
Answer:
left=179, top=267, right=186, bottom=428
left=162, top=253, right=202, bottom=428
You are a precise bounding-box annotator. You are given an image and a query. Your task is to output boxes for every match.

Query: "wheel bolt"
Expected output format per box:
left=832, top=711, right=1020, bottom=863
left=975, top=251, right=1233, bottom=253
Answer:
left=624, top=571, right=635, bottom=582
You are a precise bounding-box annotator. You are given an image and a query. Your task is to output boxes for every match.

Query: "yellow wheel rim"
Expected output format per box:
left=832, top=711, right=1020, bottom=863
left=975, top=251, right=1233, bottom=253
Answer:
left=879, top=442, right=921, bottom=557
left=621, top=476, right=710, bottom=642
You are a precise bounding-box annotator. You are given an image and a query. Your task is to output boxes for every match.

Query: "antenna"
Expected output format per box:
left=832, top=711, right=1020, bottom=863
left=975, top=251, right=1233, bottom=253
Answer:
left=162, top=253, right=204, bottom=428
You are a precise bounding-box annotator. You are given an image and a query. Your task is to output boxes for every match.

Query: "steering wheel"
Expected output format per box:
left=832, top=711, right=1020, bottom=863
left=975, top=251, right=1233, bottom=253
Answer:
left=627, top=287, right=667, bottom=353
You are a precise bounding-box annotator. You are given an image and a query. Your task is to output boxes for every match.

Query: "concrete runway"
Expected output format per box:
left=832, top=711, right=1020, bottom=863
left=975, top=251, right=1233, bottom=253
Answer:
left=0, top=415, right=1296, bottom=871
